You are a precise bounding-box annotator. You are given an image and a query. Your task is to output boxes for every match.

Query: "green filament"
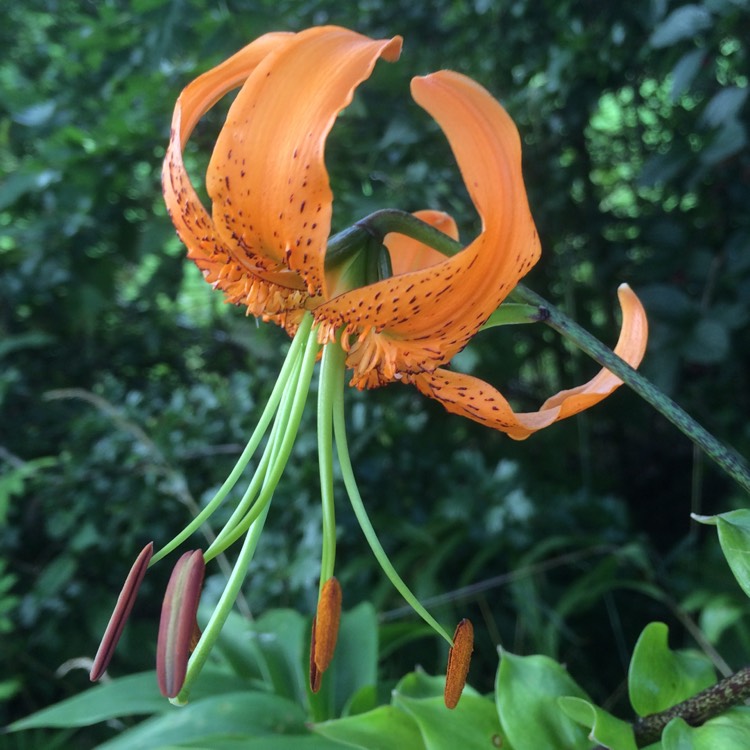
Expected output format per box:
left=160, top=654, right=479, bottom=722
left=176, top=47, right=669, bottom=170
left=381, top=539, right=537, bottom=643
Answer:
left=173, top=499, right=272, bottom=705
left=150, top=313, right=315, bottom=565
left=317, top=343, right=339, bottom=590
left=205, top=320, right=321, bottom=559
left=329, top=342, right=454, bottom=647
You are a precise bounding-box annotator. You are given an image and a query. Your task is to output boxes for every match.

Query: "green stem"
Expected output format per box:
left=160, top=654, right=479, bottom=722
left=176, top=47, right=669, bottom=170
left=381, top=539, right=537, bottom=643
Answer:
left=204, top=319, right=321, bottom=559
left=329, top=341, right=454, bottom=647
left=150, top=313, right=314, bottom=565
left=511, top=283, right=750, bottom=497
left=206, top=340, right=307, bottom=557
left=173, top=319, right=321, bottom=702
left=317, top=344, right=338, bottom=590
left=173, top=499, right=272, bottom=705
left=356, top=208, right=750, bottom=497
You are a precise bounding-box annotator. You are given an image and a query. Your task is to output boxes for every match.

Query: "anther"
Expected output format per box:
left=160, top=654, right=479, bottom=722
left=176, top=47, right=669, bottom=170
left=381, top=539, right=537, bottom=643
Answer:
left=444, top=618, right=474, bottom=709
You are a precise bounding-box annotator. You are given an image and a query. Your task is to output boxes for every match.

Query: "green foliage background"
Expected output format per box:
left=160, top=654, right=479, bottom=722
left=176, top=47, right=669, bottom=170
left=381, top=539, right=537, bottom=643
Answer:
left=2, top=0, right=749, bottom=743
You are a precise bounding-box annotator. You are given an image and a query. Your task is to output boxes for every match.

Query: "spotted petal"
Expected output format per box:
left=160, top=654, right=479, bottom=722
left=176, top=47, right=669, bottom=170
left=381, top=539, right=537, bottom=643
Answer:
left=410, top=285, right=648, bottom=440
left=315, top=70, right=540, bottom=388
left=206, top=26, right=402, bottom=300
left=162, top=32, right=315, bottom=327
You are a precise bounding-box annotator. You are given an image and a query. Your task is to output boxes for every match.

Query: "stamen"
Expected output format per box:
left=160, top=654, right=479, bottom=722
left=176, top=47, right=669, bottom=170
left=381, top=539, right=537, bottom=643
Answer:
left=170, top=321, right=320, bottom=703
left=444, top=618, right=474, bottom=709
left=156, top=550, right=206, bottom=698
left=150, top=313, right=314, bottom=565
left=90, top=542, right=154, bottom=681
left=204, top=319, right=321, bottom=559
left=329, top=340, right=454, bottom=646
left=313, top=577, right=342, bottom=674
left=317, top=343, right=339, bottom=583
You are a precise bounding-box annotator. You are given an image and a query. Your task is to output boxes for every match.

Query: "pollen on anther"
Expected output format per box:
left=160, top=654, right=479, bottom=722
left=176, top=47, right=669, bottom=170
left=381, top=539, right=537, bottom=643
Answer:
left=444, top=618, right=474, bottom=709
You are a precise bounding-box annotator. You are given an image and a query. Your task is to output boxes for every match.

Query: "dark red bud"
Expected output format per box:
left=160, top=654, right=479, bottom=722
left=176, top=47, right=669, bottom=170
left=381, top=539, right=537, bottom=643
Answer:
left=156, top=549, right=205, bottom=698
left=90, top=542, right=154, bottom=681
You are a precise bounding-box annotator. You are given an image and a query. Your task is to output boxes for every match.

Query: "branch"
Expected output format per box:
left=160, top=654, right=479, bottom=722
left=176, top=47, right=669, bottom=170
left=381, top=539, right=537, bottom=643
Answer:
left=633, top=666, right=750, bottom=746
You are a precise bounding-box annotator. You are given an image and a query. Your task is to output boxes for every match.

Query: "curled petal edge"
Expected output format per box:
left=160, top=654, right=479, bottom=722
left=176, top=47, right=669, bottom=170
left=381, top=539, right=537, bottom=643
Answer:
left=162, top=32, right=313, bottom=329
left=207, top=27, right=403, bottom=300
left=409, top=284, right=648, bottom=441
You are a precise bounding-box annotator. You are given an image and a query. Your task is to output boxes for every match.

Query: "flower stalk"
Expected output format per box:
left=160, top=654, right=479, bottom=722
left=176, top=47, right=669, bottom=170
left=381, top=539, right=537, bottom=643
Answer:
left=356, top=208, right=750, bottom=496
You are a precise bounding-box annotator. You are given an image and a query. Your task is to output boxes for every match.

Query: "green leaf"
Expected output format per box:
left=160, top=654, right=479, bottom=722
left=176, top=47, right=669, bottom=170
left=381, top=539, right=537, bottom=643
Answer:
left=695, top=510, right=750, bottom=598
left=661, top=709, right=750, bottom=749
left=341, top=684, right=378, bottom=717
left=395, top=693, right=508, bottom=750
left=701, top=87, right=750, bottom=129
left=683, top=318, right=730, bottom=365
left=314, top=705, right=426, bottom=750
left=0, top=167, right=60, bottom=210
left=9, top=673, right=168, bottom=730
left=698, top=595, right=745, bottom=643
left=8, top=670, right=251, bottom=731
left=251, top=608, right=308, bottom=703
left=482, top=304, right=541, bottom=328
left=95, top=692, right=308, bottom=750
left=628, top=622, right=715, bottom=717
left=700, top=119, right=747, bottom=166
left=495, top=649, right=591, bottom=750
left=559, top=697, right=637, bottom=750
left=160, top=736, right=344, bottom=749
left=0, top=457, right=57, bottom=524
left=394, top=670, right=450, bottom=700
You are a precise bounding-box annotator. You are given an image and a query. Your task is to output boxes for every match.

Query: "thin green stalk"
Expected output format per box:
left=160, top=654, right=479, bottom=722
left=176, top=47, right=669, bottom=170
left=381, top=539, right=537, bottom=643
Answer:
left=174, top=325, right=323, bottom=702
left=359, top=209, right=461, bottom=257
left=203, top=391, right=282, bottom=560
left=511, top=283, right=750, bottom=497
left=204, top=321, right=321, bottom=559
left=317, top=343, right=339, bottom=590
left=356, top=209, right=750, bottom=497
left=150, top=313, right=314, bottom=565
left=205, top=345, right=306, bottom=556
left=173, top=500, right=272, bottom=705
left=329, top=343, right=454, bottom=647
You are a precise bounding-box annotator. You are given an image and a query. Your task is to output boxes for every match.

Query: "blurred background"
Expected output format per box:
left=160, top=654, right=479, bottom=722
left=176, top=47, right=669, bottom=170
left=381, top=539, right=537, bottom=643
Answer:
left=2, top=0, right=749, bottom=742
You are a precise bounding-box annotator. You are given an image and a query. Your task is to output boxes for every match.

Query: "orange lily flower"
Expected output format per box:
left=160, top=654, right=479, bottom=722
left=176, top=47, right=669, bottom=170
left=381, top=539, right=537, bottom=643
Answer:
left=164, top=25, right=648, bottom=436
left=91, top=26, right=648, bottom=710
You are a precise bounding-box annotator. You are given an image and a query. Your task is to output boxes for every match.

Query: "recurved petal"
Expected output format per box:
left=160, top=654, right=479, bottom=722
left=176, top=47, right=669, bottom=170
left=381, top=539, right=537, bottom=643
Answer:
left=207, top=26, right=402, bottom=299
left=410, top=284, right=648, bottom=440
left=315, top=70, right=540, bottom=388
left=162, top=32, right=312, bottom=328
